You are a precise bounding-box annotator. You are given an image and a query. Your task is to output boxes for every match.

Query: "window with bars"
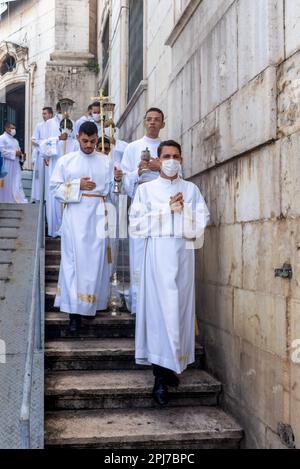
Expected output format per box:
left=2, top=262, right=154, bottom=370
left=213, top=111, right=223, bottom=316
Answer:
left=127, top=0, right=144, bottom=102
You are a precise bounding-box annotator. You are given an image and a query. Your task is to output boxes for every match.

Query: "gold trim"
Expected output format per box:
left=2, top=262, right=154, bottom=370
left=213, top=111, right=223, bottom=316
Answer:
left=56, top=287, right=61, bottom=296
left=77, top=293, right=97, bottom=304
left=64, top=182, right=72, bottom=201
left=0, top=179, right=5, bottom=188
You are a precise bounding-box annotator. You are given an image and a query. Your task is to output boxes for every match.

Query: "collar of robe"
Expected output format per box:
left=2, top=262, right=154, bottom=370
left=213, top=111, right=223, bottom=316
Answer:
left=79, top=149, right=97, bottom=158
left=158, top=175, right=181, bottom=185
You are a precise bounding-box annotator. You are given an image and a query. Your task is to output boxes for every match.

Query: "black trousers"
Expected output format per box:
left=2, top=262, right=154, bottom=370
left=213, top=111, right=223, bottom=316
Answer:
left=152, top=364, right=173, bottom=378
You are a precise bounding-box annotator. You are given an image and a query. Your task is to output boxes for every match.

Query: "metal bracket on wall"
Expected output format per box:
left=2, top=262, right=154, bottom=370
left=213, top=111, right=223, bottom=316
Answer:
left=274, top=263, right=293, bottom=279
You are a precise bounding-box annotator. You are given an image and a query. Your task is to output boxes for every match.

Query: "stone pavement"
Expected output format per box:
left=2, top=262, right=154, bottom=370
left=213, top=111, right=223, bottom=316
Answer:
left=0, top=204, right=44, bottom=449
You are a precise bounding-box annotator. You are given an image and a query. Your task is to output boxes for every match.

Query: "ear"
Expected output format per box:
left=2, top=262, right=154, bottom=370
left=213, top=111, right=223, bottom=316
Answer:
left=161, top=122, right=166, bottom=129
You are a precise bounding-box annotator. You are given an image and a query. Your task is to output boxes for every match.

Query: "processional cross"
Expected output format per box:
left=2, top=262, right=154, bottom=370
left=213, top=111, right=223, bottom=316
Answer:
left=91, top=89, right=113, bottom=153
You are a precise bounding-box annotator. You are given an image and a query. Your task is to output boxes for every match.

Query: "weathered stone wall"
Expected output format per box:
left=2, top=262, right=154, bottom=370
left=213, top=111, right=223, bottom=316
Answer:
left=101, top=0, right=300, bottom=448
left=0, top=0, right=56, bottom=132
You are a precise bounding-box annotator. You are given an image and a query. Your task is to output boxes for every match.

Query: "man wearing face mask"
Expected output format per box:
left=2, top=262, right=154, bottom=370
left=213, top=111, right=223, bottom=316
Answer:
left=75, top=104, right=93, bottom=135
left=40, top=119, right=79, bottom=237
left=130, top=140, right=209, bottom=407
left=0, top=122, right=27, bottom=203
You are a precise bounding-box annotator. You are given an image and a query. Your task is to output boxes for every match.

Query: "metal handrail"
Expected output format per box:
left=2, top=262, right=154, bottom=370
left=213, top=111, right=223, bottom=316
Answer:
left=20, top=163, right=45, bottom=448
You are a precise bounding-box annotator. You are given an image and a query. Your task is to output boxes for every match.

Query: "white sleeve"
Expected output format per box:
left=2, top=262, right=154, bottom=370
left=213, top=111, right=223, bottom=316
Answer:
left=121, top=145, right=139, bottom=198
left=0, top=138, right=17, bottom=161
left=50, top=159, right=82, bottom=204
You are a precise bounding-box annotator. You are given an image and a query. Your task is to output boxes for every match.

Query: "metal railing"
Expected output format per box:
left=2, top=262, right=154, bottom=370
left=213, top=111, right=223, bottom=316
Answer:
left=19, top=164, right=45, bottom=448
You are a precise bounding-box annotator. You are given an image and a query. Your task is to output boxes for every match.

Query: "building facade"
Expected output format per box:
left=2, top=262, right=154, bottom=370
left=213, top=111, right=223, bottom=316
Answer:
left=1, top=0, right=300, bottom=449
left=97, top=0, right=300, bottom=449
left=0, top=0, right=98, bottom=164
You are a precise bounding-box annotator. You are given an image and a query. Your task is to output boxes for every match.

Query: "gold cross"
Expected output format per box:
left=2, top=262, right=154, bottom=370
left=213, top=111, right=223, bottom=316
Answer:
left=91, top=88, right=112, bottom=104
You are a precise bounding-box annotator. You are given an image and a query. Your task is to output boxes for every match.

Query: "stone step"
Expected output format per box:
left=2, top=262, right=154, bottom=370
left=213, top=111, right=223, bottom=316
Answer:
left=45, top=265, right=130, bottom=282
left=44, top=406, right=243, bottom=449
left=45, top=312, right=135, bottom=339
left=45, top=338, right=204, bottom=371
left=45, top=369, right=221, bottom=411
left=45, top=251, right=61, bottom=265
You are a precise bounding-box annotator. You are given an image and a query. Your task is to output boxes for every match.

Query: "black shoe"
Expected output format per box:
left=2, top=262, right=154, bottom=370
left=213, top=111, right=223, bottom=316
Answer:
left=69, top=314, right=81, bottom=333
left=153, top=376, right=169, bottom=407
left=165, top=371, right=180, bottom=387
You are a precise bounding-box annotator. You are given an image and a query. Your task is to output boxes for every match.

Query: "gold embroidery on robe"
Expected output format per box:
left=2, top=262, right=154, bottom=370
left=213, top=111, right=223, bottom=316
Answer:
left=177, top=354, right=188, bottom=363
left=56, top=287, right=61, bottom=296
left=77, top=293, right=97, bottom=304
left=64, top=182, right=72, bottom=201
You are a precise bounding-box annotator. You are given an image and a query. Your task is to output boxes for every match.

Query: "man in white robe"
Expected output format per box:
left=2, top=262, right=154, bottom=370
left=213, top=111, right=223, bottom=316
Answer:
left=50, top=121, right=123, bottom=332
left=0, top=122, right=27, bottom=204
left=121, top=108, right=165, bottom=314
left=130, top=140, right=209, bottom=406
left=41, top=118, right=79, bottom=237
left=30, top=107, right=53, bottom=202
left=75, top=104, right=93, bottom=134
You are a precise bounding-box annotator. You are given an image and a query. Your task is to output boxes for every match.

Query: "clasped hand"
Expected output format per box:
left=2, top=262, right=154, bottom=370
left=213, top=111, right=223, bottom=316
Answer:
left=170, top=192, right=184, bottom=213
left=138, top=158, right=161, bottom=176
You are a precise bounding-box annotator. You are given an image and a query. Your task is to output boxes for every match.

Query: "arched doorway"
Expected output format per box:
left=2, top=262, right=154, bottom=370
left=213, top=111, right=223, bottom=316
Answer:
left=0, top=41, right=36, bottom=167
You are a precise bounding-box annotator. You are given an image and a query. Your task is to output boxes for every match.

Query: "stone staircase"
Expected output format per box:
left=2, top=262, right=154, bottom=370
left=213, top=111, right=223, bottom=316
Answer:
left=44, top=237, right=243, bottom=449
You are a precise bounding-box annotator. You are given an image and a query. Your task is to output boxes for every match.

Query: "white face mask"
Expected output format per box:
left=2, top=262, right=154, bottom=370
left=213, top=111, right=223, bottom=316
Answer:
left=161, top=159, right=181, bottom=177
left=10, top=129, right=16, bottom=137
left=92, top=113, right=100, bottom=123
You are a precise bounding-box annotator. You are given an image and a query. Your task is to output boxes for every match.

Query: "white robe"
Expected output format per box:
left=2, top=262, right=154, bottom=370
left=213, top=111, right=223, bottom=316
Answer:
left=121, top=136, right=161, bottom=314
left=30, top=120, right=49, bottom=202
left=41, top=137, right=79, bottom=237
left=0, top=132, right=27, bottom=204
left=50, top=150, right=116, bottom=316
left=130, top=176, right=209, bottom=373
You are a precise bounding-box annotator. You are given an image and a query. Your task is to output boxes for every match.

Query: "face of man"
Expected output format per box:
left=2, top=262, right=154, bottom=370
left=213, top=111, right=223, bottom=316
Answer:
left=92, top=106, right=100, bottom=122
left=42, top=110, right=52, bottom=121
left=159, top=145, right=182, bottom=178
left=77, top=133, right=98, bottom=155
left=6, top=124, right=16, bottom=136
left=144, top=111, right=165, bottom=139
left=97, top=141, right=110, bottom=155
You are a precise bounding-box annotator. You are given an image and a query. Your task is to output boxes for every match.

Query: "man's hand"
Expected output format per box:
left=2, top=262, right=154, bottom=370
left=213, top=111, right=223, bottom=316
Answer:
left=104, top=118, right=115, bottom=128
left=109, top=136, right=116, bottom=146
left=44, top=160, right=49, bottom=167
left=138, top=160, right=149, bottom=176
left=148, top=157, right=161, bottom=172
left=170, top=192, right=184, bottom=213
left=59, top=133, right=68, bottom=141
left=114, top=167, right=123, bottom=182
left=16, top=150, right=22, bottom=157
left=80, top=177, right=96, bottom=191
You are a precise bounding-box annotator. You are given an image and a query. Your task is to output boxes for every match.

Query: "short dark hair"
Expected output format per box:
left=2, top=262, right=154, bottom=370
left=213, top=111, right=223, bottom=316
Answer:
left=4, top=121, right=15, bottom=130
left=157, top=140, right=182, bottom=158
left=144, top=107, right=165, bottom=122
left=98, top=136, right=110, bottom=146
left=88, top=104, right=93, bottom=111
left=43, top=107, right=53, bottom=115
left=78, top=121, right=98, bottom=136
left=91, top=101, right=100, bottom=108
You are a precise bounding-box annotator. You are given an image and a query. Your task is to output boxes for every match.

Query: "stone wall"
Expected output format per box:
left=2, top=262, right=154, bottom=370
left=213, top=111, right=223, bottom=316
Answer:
left=101, top=0, right=300, bottom=448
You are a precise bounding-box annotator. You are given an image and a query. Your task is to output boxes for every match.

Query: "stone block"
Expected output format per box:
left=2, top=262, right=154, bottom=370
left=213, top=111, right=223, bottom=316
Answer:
left=242, top=220, right=293, bottom=297
left=191, top=110, right=217, bottom=174
left=203, top=224, right=243, bottom=287
left=194, top=162, right=236, bottom=226
left=200, top=2, right=238, bottom=117
left=278, top=51, right=300, bottom=138
left=240, top=340, right=287, bottom=432
left=285, top=0, right=300, bottom=58
left=281, top=132, right=300, bottom=217
left=234, top=288, right=287, bottom=358
left=236, top=142, right=281, bottom=222
left=200, top=324, right=241, bottom=400
left=237, top=0, right=284, bottom=87
left=198, top=284, right=234, bottom=333
left=217, top=66, right=277, bottom=163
